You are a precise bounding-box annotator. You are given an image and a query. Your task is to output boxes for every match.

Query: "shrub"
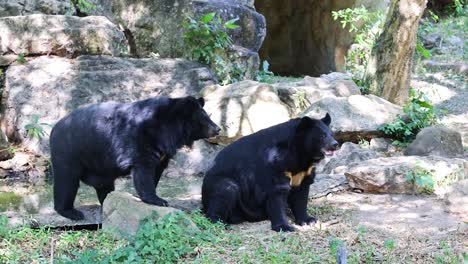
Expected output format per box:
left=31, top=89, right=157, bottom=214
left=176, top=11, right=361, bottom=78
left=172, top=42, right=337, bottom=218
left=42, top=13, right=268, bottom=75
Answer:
left=183, top=12, right=243, bottom=85
left=379, top=89, right=444, bottom=145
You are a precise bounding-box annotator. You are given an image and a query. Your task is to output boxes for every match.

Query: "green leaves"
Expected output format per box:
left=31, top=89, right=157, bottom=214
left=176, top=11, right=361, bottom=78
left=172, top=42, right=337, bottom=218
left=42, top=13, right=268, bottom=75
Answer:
left=224, top=18, right=240, bottom=29
left=201, top=12, right=216, bottom=23
left=182, top=12, right=242, bottom=84
left=379, top=89, right=443, bottom=145
left=24, top=114, right=51, bottom=140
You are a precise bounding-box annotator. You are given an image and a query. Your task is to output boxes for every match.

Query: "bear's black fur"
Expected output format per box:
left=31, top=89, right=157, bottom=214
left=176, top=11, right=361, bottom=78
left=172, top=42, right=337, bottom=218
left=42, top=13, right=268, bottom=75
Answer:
left=202, top=114, right=338, bottom=232
left=50, top=96, right=220, bottom=220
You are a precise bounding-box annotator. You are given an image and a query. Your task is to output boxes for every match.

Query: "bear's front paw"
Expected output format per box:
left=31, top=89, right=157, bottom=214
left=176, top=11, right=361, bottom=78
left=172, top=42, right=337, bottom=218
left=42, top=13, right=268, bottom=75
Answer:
left=141, top=196, right=168, bottom=207
left=57, top=208, right=85, bottom=221
left=272, top=224, right=297, bottom=232
left=295, top=216, right=316, bottom=226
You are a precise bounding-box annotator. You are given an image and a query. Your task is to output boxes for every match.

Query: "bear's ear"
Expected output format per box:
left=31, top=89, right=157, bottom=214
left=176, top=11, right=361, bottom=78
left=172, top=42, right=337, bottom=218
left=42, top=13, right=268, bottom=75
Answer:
left=197, top=97, right=205, bottom=107
left=173, top=97, right=199, bottom=116
left=321, top=113, right=331, bottom=126
left=297, top=117, right=312, bottom=131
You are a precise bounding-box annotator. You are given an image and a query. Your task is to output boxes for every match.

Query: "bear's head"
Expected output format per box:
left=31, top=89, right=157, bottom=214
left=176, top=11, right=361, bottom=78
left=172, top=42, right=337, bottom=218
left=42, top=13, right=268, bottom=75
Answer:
left=295, top=113, right=339, bottom=160
left=176, top=96, right=221, bottom=140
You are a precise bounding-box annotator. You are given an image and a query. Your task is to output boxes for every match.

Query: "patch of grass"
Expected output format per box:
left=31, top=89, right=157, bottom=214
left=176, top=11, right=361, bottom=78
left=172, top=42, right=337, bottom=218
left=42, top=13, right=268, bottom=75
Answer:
left=16, top=53, right=26, bottom=64
left=0, top=192, right=22, bottom=211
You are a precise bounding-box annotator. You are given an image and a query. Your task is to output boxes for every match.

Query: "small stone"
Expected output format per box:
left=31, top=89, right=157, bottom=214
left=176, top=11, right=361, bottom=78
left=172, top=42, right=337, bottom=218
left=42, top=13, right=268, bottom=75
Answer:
left=369, top=138, right=392, bottom=152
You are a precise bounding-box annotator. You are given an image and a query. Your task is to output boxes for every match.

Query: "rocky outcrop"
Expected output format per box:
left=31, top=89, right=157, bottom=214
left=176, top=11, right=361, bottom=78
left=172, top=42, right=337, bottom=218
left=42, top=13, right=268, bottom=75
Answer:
left=105, top=0, right=265, bottom=58
left=201, top=80, right=291, bottom=144
left=405, top=125, right=464, bottom=158
left=255, top=0, right=389, bottom=76
left=0, top=0, right=75, bottom=17
left=316, top=142, right=380, bottom=174
left=341, top=156, right=467, bottom=194
left=1, top=55, right=216, bottom=154
left=102, top=191, right=196, bottom=238
left=302, top=94, right=402, bottom=142
left=0, top=15, right=128, bottom=58
left=275, top=73, right=361, bottom=114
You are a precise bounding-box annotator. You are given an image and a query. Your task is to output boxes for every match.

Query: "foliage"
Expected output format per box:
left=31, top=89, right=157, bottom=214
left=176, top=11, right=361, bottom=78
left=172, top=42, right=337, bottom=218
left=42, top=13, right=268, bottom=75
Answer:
left=71, top=0, right=96, bottom=12
left=405, top=162, right=435, bottom=194
left=16, top=53, right=26, bottom=64
left=379, top=89, right=443, bottom=145
left=255, top=60, right=275, bottom=83
left=183, top=12, right=243, bottom=85
left=332, top=6, right=384, bottom=89
left=24, top=114, right=51, bottom=140
left=67, top=211, right=224, bottom=263
left=435, top=241, right=461, bottom=264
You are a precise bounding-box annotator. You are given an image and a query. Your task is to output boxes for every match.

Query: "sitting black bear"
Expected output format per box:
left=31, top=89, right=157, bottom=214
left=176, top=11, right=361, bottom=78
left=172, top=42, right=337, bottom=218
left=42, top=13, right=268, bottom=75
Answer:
left=202, top=114, right=338, bottom=232
left=50, top=96, right=220, bottom=220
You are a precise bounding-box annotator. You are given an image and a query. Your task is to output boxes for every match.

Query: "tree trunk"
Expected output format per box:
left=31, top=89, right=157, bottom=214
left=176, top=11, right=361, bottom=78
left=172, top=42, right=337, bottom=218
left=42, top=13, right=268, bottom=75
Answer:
left=365, top=0, right=427, bottom=105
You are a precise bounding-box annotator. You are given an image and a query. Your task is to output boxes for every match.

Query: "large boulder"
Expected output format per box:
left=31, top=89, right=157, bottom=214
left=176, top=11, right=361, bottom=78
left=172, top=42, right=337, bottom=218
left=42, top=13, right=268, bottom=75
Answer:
left=405, top=125, right=464, bottom=158
left=302, top=94, right=402, bottom=142
left=316, top=142, right=379, bottom=174
left=163, top=140, right=223, bottom=178
left=106, top=0, right=265, bottom=80
left=0, top=0, right=75, bottom=17
left=102, top=191, right=196, bottom=238
left=275, top=73, right=361, bottom=114
left=0, top=15, right=128, bottom=58
left=105, top=0, right=265, bottom=57
left=340, top=156, right=467, bottom=194
left=444, top=179, right=468, bottom=221
left=1, top=55, right=216, bottom=154
left=201, top=80, right=291, bottom=144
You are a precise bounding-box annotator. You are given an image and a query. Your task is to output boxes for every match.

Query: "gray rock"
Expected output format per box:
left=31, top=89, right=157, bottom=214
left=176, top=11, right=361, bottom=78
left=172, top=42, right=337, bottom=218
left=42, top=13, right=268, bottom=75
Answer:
left=421, top=60, right=468, bottom=76
left=317, top=142, right=379, bottom=174
left=106, top=0, right=265, bottom=80
left=369, top=137, right=393, bottom=152
left=302, top=95, right=402, bottom=142
left=0, top=0, right=75, bottom=17
left=405, top=125, right=464, bottom=158
left=275, top=73, right=361, bottom=114
left=420, top=33, right=441, bottom=49
left=341, top=156, right=467, bottom=194
left=0, top=15, right=128, bottom=58
left=444, top=179, right=468, bottom=220
left=102, top=191, right=196, bottom=238
left=201, top=80, right=291, bottom=144
left=1, top=55, right=216, bottom=154
left=309, top=174, right=349, bottom=198
left=106, top=0, right=265, bottom=57
left=164, top=140, right=223, bottom=178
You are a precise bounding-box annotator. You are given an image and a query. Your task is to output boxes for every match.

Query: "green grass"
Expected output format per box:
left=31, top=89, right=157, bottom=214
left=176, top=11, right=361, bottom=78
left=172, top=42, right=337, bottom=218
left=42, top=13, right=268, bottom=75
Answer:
left=0, top=208, right=465, bottom=263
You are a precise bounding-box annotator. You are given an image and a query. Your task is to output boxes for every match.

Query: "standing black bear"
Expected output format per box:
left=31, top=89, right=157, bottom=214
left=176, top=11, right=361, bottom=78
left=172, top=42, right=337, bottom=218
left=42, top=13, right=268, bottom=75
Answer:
left=202, top=114, right=338, bottom=232
left=50, top=96, right=220, bottom=220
